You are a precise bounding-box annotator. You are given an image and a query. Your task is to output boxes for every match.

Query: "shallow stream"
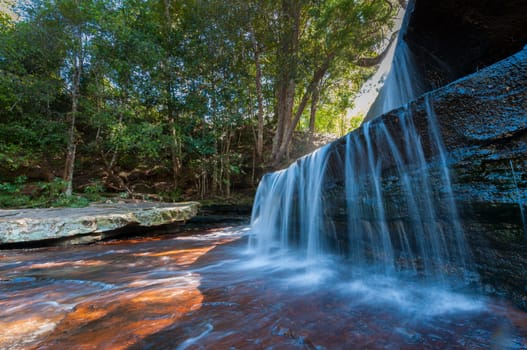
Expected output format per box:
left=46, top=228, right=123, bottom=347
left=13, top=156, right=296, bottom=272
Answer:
left=1, top=226, right=526, bottom=349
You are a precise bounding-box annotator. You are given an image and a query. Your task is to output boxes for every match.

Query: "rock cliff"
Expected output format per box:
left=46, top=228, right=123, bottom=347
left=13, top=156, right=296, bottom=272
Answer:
left=323, top=48, right=527, bottom=308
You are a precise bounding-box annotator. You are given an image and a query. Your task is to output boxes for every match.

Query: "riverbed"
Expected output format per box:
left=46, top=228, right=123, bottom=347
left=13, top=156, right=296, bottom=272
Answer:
left=1, top=226, right=526, bottom=349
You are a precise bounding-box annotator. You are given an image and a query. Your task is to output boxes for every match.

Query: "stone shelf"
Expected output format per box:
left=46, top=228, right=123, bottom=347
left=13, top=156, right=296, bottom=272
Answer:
left=0, top=202, right=200, bottom=245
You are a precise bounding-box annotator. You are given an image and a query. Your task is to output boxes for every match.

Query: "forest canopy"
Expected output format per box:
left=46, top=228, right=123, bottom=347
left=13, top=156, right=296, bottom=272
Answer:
left=0, top=0, right=396, bottom=205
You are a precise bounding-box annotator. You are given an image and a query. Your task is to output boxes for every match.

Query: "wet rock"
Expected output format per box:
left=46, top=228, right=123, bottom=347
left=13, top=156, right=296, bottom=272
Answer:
left=271, top=325, right=320, bottom=350
left=0, top=202, right=199, bottom=246
left=407, top=0, right=527, bottom=88
left=365, top=0, right=527, bottom=122
left=323, top=48, right=527, bottom=309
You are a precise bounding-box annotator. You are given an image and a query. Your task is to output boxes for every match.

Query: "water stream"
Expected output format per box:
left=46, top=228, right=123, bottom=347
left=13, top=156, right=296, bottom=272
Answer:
left=1, top=227, right=526, bottom=349
left=510, top=159, right=527, bottom=238
left=243, top=65, right=524, bottom=347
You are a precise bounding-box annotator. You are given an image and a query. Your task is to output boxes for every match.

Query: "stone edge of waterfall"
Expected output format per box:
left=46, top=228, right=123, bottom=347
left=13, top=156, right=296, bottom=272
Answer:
left=251, top=46, right=527, bottom=309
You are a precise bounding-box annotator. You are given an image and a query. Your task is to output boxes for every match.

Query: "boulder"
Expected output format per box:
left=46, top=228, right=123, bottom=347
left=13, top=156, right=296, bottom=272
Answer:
left=365, top=0, right=527, bottom=121
left=407, top=0, right=527, bottom=88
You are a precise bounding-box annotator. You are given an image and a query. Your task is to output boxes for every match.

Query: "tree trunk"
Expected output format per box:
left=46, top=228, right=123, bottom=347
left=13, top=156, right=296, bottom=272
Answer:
left=251, top=27, right=265, bottom=163
left=272, top=57, right=331, bottom=166
left=308, top=81, right=321, bottom=145
left=272, top=80, right=313, bottom=166
left=169, top=114, right=181, bottom=190
left=356, top=30, right=399, bottom=67
left=63, top=115, right=76, bottom=196
left=163, top=0, right=181, bottom=192
left=272, top=79, right=294, bottom=159
left=100, top=110, right=129, bottom=192
left=63, top=26, right=83, bottom=196
left=163, top=0, right=171, bottom=21
left=212, top=138, right=219, bottom=195
left=224, top=129, right=232, bottom=197
left=271, top=0, right=301, bottom=161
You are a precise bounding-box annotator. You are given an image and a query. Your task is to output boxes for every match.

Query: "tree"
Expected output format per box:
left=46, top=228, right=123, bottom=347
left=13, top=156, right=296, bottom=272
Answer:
left=270, top=0, right=395, bottom=166
left=22, top=0, right=107, bottom=195
left=85, top=0, right=167, bottom=192
left=203, top=0, right=396, bottom=168
left=0, top=0, right=400, bottom=204
left=0, top=2, right=66, bottom=180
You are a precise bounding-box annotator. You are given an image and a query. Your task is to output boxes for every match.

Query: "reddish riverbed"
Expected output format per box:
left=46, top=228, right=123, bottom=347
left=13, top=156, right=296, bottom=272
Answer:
left=1, top=226, right=526, bottom=349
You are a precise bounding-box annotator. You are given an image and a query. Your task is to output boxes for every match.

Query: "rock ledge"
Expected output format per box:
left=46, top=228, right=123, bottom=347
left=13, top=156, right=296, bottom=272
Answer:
left=0, top=202, right=200, bottom=245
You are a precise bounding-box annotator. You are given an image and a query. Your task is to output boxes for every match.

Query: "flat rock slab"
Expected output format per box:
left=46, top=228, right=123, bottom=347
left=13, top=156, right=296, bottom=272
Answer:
left=0, top=202, right=200, bottom=245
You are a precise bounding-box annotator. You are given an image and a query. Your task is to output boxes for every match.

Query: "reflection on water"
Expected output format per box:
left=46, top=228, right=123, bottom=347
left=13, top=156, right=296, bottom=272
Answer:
left=0, top=226, right=526, bottom=349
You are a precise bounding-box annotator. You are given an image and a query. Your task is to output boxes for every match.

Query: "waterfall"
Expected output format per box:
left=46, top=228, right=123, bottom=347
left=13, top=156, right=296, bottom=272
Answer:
left=249, top=0, right=476, bottom=285
left=510, top=160, right=527, bottom=238
left=249, top=145, right=334, bottom=260
left=363, top=0, right=426, bottom=121
left=250, top=97, right=475, bottom=284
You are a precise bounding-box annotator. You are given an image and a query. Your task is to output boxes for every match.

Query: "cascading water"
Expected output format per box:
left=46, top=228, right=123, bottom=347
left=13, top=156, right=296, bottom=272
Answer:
left=249, top=0, right=478, bottom=288
left=249, top=145, right=335, bottom=260
left=345, top=97, right=472, bottom=281
left=364, top=0, right=426, bottom=121
left=250, top=96, right=475, bottom=285
left=510, top=159, right=527, bottom=238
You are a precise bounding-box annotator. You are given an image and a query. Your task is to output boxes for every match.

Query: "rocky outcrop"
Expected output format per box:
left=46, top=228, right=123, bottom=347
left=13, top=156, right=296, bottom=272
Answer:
left=0, top=202, right=200, bottom=245
left=320, top=48, right=527, bottom=308
left=359, top=0, right=527, bottom=307
left=407, top=0, right=527, bottom=89
left=366, top=0, right=527, bottom=121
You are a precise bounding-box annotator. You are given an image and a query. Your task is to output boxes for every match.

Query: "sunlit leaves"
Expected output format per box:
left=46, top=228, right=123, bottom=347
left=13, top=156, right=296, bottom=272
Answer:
left=0, top=0, right=396, bottom=196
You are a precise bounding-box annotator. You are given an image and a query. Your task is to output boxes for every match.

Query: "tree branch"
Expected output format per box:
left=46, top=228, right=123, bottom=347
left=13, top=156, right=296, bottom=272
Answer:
left=272, top=54, right=334, bottom=166
left=384, top=0, right=407, bottom=10
left=355, top=30, right=399, bottom=67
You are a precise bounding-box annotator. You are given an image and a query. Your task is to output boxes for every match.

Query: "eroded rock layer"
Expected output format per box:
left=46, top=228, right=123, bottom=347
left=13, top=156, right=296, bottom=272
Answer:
left=325, top=48, right=527, bottom=308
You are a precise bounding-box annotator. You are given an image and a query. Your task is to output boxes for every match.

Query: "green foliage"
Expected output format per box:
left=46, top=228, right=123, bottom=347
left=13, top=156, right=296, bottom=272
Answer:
left=83, top=180, right=104, bottom=195
left=83, top=180, right=105, bottom=201
left=0, top=177, right=92, bottom=208
left=0, top=176, right=27, bottom=194
left=39, top=178, right=67, bottom=198
left=51, top=194, right=90, bottom=208
left=0, top=176, right=39, bottom=207
left=0, top=0, right=398, bottom=202
left=0, top=194, right=32, bottom=208
left=0, top=145, right=29, bottom=172
left=348, top=115, right=364, bottom=131
left=162, top=188, right=182, bottom=202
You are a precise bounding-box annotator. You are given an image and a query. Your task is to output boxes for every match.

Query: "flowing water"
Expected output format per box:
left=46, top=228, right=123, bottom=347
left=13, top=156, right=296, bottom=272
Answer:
left=250, top=97, right=474, bottom=285
left=364, top=0, right=426, bottom=121
left=2, top=2, right=524, bottom=347
left=244, top=76, right=527, bottom=345
left=510, top=160, right=527, bottom=238
left=1, top=227, right=526, bottom=349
